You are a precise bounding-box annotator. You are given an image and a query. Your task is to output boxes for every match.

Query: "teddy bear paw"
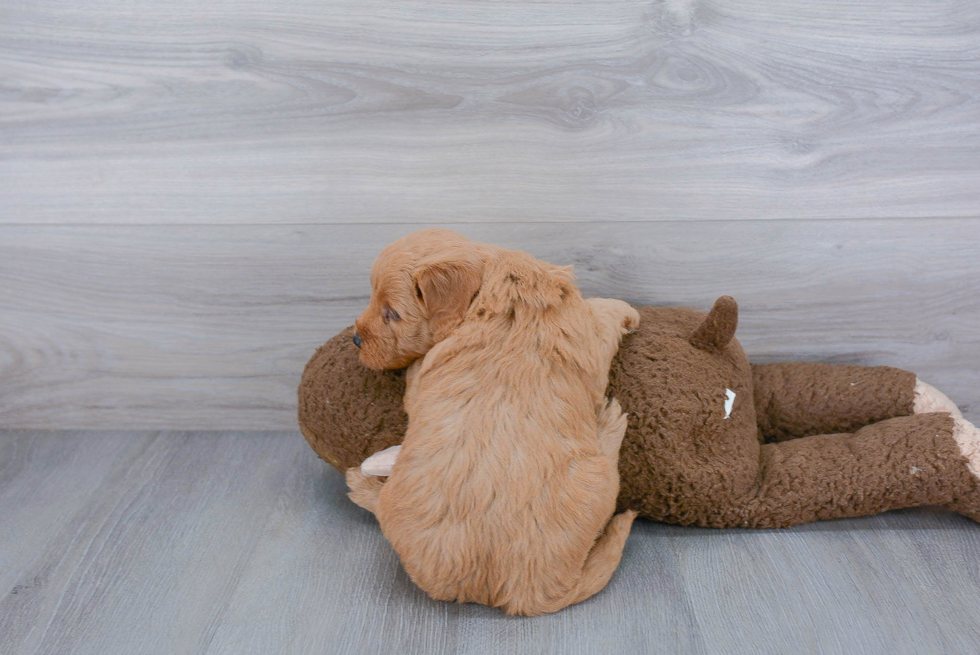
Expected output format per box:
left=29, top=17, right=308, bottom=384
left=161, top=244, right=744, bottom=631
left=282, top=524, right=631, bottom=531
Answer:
left=360, top=444, right=402, bottom=477
left=946, top=415, right=980, bottom=523
left=951, top=416, right=980, bottom=479
left=913, top=379, right=962, bottom=418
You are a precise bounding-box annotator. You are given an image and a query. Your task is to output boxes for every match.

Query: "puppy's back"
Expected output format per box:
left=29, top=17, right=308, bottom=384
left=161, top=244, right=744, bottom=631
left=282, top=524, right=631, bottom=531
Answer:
left=377, top=250, right=620, bottom=614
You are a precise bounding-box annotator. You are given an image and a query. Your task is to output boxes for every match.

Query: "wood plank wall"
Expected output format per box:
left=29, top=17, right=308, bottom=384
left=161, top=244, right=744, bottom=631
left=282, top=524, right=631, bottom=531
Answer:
left=2, top=0, right=978, bottom=428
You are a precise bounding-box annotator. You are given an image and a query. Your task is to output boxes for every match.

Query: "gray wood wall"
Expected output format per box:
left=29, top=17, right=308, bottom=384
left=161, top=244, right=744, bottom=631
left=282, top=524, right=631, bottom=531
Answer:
left=2, top=0, right=979, bottom=428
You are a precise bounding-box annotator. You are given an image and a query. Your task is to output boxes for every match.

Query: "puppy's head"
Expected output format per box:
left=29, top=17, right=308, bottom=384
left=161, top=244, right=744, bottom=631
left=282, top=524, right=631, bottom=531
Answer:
left=354, top=229, right=486, bottom=370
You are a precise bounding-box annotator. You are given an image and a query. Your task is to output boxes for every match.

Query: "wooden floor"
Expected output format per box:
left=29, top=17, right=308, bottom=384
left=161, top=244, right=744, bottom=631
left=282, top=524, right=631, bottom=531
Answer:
left=3, top=430, right=980, bottom=655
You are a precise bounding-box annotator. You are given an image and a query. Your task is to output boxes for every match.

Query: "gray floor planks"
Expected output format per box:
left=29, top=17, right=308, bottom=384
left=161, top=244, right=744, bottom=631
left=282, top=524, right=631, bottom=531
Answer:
left=0, top=431, right=310, bottom=655
left=2, top=220, right=978, bottom=429
left=3, top=430, right=980, bottom=655
left=2, top=0, right=979, bottom=224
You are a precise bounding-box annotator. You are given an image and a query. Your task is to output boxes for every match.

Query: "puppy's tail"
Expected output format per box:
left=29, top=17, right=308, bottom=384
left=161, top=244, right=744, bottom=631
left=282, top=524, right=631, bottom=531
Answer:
left=689, top=296, right=738, bottom=353
left=520, top=510, right=637, bottom=616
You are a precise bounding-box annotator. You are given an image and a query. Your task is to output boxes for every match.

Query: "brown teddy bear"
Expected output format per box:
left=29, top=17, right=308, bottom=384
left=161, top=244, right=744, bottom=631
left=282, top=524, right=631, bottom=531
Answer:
left=299, top=296, right=980, bottom=528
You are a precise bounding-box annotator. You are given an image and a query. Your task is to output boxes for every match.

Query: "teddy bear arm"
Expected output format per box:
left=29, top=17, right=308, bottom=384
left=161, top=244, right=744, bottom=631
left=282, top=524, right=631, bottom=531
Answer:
left=750, top=362, right=916, bottom=443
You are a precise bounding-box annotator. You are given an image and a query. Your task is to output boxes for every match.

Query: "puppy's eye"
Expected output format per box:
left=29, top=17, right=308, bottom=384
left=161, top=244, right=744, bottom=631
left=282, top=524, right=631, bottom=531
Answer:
left=382, top=306, right=401, bottom=323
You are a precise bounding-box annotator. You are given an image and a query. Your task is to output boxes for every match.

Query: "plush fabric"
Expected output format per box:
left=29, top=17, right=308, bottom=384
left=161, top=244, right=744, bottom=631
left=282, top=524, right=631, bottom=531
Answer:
left=299, top=301, right=979, bottom=528
left=751, top=362, right=917, bottom=443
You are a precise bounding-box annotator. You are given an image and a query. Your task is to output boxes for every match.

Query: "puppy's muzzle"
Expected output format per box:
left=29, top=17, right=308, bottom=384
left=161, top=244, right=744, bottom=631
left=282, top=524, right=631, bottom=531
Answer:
left=352, top=333, right=362, bottom=349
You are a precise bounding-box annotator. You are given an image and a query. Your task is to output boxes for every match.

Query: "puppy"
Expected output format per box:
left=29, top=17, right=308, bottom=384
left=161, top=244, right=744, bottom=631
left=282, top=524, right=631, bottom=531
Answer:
left=346, top=229, right=639, bottom=616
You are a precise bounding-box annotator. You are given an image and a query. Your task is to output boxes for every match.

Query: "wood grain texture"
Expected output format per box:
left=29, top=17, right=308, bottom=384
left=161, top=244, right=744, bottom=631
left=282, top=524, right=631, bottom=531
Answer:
left=2, top=0, right=979, bottom=224
left=0, top=431, right=310, bottom=655
left=2, top=430, right=980, bottom=654
left=2, top=219, right=977, bottom=429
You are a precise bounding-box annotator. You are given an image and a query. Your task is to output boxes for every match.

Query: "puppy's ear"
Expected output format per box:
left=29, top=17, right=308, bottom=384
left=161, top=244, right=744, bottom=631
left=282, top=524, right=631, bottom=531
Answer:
left=482, top=255, right=575, bottom=315
left=413, top=255, right=483, bottom=342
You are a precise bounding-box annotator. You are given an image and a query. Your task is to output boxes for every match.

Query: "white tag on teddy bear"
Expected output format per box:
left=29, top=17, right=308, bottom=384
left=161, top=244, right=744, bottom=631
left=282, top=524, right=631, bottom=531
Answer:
left=724, top=389, right=736, bottom=419
left=361, top=444, right=402, bottom=477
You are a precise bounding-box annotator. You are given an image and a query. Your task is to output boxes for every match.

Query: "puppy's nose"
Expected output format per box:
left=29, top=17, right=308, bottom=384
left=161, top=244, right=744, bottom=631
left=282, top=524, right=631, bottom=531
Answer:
left=352, top=333, right=362, bottom=349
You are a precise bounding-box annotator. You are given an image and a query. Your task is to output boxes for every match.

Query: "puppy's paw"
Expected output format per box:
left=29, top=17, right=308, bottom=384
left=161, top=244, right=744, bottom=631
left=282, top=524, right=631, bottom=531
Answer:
left=621, top=306, right=640, bottom=334
left=596, top=398, right=629, bottom=457
left=588, top=298, right=640, bottom=335
left=597, top=397, right=627, bottom=432
left=346, top=466, right=384, bottom=514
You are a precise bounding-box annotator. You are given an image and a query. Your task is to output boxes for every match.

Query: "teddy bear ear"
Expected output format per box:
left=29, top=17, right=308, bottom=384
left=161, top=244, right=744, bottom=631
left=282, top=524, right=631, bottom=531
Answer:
left=689, top=296, right=738, bottom=353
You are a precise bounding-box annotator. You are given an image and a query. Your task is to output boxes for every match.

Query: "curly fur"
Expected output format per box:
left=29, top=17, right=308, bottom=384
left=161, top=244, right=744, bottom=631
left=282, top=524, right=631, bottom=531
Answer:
left=347, top=229, right=639, bottom=616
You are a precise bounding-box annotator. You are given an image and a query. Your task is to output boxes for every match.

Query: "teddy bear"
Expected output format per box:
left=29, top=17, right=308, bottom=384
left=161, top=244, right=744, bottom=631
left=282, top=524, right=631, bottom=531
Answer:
left=299, top=296, right=980, bottom=528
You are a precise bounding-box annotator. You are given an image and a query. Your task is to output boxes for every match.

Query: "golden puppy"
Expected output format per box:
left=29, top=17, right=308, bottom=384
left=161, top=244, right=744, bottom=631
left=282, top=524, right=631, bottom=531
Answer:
left=346, top=229, right=639, bottom=616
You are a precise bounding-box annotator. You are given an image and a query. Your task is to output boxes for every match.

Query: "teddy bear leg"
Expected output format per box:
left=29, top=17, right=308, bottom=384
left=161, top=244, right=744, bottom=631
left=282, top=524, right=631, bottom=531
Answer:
left=587, top=298, right=640, bottom=398
left=751, top=362, right=918, bottom=442
left=713, top=413, right=975, bottom=528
